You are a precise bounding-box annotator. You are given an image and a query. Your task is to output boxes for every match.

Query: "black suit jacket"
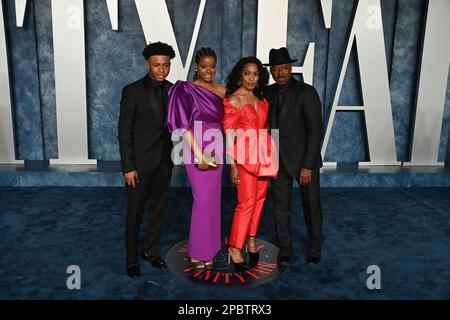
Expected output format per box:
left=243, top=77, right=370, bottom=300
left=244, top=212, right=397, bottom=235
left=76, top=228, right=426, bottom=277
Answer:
left=118, top=74, right=173, bottom=173
left=265, top=78, right=323, bottom=178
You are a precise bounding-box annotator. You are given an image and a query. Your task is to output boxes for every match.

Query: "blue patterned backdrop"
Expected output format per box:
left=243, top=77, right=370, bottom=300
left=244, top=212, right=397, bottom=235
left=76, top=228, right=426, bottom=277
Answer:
left=2, top=0, right=450, bottom=163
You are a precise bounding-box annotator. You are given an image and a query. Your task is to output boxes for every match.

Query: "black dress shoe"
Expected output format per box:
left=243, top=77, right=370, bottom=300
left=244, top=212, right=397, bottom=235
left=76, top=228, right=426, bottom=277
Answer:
left=127, top=265, right=141, bottom=278
left=277, top=255, right=290, bottom=267
left=142, top=253, right=167, bottom=269
left=307, top=256, right=321, bottom=266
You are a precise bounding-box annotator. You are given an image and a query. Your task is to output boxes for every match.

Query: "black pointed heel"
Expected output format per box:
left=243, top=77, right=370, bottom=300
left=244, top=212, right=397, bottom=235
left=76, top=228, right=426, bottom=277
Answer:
left=246, top=237, right=259, bottom=267
left=228, top=247, right=251, bottom=271
left=248, top=251, right=260, bottom=267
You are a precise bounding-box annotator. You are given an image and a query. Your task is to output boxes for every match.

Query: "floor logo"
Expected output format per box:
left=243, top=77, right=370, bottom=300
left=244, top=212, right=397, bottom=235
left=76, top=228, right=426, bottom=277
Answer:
left=166, top=238, right=284, bottom=287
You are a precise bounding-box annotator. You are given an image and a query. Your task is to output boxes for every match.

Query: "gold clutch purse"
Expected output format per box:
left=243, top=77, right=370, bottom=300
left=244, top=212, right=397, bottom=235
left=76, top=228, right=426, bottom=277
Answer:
left=194, top=152, right=219, bottom=169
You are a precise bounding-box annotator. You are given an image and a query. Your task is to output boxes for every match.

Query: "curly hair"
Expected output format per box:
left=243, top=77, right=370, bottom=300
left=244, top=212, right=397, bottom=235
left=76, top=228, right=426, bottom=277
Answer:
left=142, top=41, right=176, bottom=60
left=193, top=47, right=217, bottom=80
left=225, top=56, right=269, bottom=100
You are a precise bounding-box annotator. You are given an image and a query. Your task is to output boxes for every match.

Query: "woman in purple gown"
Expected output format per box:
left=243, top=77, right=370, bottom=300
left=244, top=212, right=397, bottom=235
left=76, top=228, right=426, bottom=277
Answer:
left=167, top=48, right=226, bottom=270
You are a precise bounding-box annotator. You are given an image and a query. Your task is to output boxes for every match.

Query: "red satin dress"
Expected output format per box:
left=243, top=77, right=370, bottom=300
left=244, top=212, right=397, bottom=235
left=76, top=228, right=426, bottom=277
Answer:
left=222, top=97, right=278, bottom=250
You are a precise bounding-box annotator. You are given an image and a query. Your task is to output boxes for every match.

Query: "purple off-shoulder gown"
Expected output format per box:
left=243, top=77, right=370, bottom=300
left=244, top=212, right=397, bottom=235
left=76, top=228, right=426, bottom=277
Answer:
left=167, top=81, right=224, bottom=261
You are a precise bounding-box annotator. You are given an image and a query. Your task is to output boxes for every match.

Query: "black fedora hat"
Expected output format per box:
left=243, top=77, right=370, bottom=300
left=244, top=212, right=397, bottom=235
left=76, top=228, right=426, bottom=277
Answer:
left=263, top=47, right=298, bottom=66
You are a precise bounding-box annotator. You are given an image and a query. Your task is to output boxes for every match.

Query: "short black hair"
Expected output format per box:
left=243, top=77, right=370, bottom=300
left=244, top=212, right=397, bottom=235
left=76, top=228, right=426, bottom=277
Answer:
left=142, top=41, right=176, bottom=60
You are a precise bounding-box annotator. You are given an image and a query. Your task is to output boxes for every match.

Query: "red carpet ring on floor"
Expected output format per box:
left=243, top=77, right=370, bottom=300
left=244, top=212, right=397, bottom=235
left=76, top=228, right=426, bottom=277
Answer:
left=165, top=238, right=284, bottom=287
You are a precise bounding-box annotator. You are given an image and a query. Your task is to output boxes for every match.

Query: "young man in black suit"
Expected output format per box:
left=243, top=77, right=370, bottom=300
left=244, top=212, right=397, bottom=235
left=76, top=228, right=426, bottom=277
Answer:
left=118, top=42, right=175, bottom=278
left=264, top=47, right=325, bottom=267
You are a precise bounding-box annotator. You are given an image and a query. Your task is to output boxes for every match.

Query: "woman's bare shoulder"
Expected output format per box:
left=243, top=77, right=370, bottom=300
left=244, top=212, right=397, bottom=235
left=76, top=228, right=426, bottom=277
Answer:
left=213, top=83, right=227, bottom=99
left=227, top=93, right=243, bottom=109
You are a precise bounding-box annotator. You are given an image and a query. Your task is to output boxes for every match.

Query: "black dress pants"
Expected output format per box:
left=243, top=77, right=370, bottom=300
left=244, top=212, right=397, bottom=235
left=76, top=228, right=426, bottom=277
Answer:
left=271, top=163, right=324, bottom=258
left=125, top=163, right=172, bottom=268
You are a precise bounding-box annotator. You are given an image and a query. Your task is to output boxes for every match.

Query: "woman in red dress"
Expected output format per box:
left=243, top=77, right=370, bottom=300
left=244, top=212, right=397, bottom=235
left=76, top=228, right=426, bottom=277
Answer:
left=223, top=57, right=278, bottom=269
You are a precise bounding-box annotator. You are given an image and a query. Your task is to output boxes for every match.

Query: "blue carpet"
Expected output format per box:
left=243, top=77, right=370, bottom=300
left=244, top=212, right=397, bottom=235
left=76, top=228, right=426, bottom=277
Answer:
left=0, top=187, right=449, bottom=299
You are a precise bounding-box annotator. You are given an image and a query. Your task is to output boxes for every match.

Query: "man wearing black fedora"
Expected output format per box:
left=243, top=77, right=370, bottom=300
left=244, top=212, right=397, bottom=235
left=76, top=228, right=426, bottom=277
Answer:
left=263, top=47, right=325, bottom=267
